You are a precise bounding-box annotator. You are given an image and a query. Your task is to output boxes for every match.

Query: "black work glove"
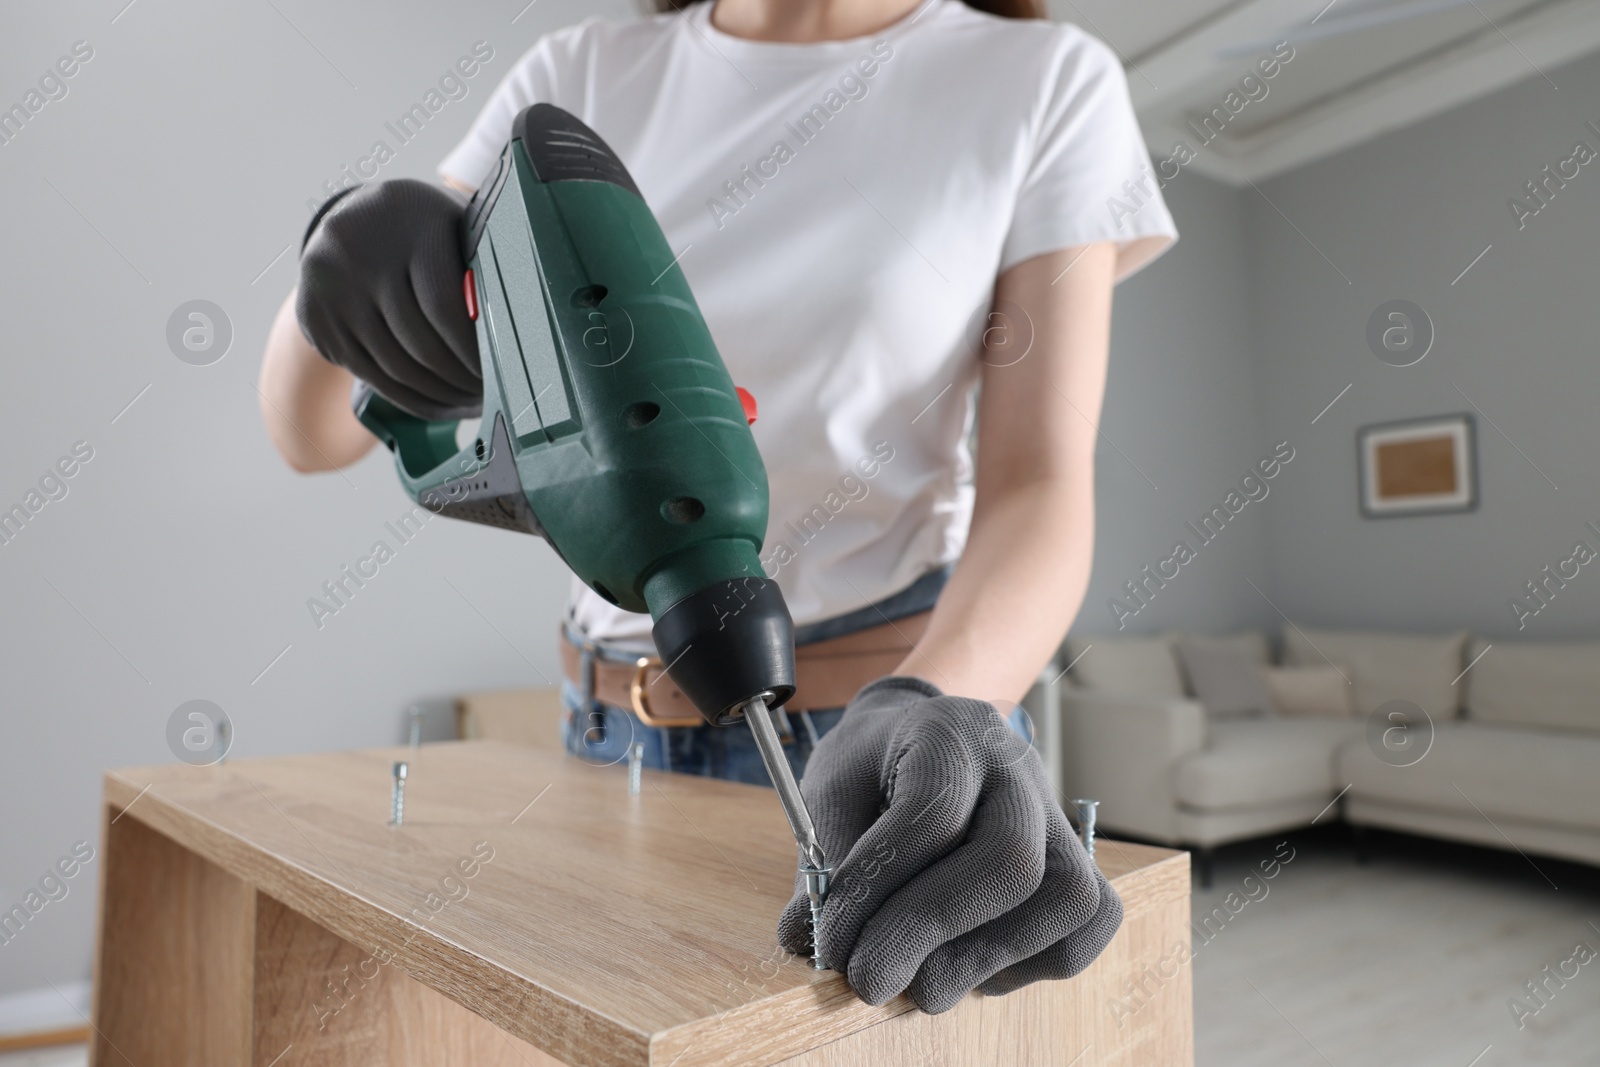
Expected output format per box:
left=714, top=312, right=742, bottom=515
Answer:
left=778, top=677, right=1122, bottom=1014
left=296, top=179, right=481, bottom=421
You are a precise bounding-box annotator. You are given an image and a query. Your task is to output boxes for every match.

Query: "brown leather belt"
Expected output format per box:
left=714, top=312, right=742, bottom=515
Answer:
left=560, top=610, right=932, bottom=728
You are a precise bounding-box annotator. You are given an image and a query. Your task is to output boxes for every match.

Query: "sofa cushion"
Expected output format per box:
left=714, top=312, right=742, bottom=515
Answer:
left=1175, top=718, right=1361, bottom=811
left=1337, top=721, right=1600, bottom=832
left=1166, top=630, right=1271, bottom=667
left=1172, top=638, right=1274, bottom=719
left=1283, top=625, right=1467, bottom=718
left=1263, top=665, right=1355, bottom=718
left=1464, top=638, right=1600, bottom=734
left=1064, top=636, right=1185, bottom=699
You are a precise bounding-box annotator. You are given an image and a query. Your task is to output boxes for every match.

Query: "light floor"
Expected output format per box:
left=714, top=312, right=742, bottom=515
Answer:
left=0, top=1049, right=84, bottom=1067
left=1192, top=827, right=1600, bottom=1067
left=5, top=829, right=1596, bottom=1067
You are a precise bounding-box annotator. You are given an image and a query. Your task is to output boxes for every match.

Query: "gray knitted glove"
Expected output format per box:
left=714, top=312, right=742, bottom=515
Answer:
left=296, top=179, right=481, bottom=421
left=778, top=676, right=1122, bottom=1014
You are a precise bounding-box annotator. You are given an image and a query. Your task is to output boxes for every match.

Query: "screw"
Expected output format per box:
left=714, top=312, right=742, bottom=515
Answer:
left=1073, top=798, right=1099, bottom=860
left=797, top=709, right=820, bottom=747
left=214, top=719, right=231, bottom=765
left=801, top=861, right=832, bottom=970
left=627, top=743, right=644, bottom=796
left=407, top=706, right=424, bottom=749
left=391, top=761, right=408, bottom=826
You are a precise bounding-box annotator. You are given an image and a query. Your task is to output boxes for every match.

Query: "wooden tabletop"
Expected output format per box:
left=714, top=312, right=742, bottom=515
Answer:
left=104, top=740, right=1185, bottom=1067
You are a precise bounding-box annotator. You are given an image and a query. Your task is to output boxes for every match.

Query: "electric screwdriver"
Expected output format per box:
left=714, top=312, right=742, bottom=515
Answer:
left=353, top=104, right=831, bottom=964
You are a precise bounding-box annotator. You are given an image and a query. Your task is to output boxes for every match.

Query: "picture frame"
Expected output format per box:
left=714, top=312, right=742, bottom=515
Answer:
left=1357, top=413, right=1477, bottom=518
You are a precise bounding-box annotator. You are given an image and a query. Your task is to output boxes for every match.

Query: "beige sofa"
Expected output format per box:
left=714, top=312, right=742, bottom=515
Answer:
left=1339, top=638, right=1600, bottom=869
left=1057, top=628, right=1600, bottom=884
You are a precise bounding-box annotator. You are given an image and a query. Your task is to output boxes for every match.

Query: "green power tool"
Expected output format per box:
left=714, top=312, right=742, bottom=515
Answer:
left=353, top=105, right=831, bottom=962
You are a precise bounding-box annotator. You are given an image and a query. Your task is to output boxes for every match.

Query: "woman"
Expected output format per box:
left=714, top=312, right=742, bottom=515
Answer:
left=262, top=0, right=1175, bottom=1017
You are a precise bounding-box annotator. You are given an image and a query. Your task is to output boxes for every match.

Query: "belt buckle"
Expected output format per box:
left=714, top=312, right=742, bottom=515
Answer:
left=630, top=656, right=682, bottom=728
left=630, top=655, right=776, bottom=733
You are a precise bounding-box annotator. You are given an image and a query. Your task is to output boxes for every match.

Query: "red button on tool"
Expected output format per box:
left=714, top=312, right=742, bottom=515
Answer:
left=463, top=269, right=478, bottom=321
left=736, top=386, right=757, bottom=425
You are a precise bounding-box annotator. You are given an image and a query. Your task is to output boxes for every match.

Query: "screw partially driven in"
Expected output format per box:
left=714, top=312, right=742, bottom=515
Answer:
left=1073, top=798, right=1099, bottom=859
left=627, top=742, right=644, bottom=796
left=740, top=693, right=831, bottom=969
left=800, top=863, right=830, bottom=969
left=391, top=761, right=409, bottom=826
left=214, top=719, right=231, bottom=765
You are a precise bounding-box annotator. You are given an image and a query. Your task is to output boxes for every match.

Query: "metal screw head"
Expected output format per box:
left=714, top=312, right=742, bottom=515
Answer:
left=627, top=743, right=643, bottom=796
left=391, top=761, right=409, bottom=826
left=1073, top=798, right=1099, bottom=859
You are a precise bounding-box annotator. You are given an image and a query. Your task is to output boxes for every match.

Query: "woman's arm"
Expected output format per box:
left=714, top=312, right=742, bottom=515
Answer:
left=896, top=242, right=1117, bottom=705
left=259, top=179, right=479, bottom=473
left=259, top=288, right=379, bottom=472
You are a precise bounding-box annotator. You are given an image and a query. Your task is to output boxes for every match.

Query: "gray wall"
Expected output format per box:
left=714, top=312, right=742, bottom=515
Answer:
left=1073, top=172, right=1279, bottom=639
left=0, top=0, right=633, bottom=999
left=1249, top=51, right=1600, bottom=639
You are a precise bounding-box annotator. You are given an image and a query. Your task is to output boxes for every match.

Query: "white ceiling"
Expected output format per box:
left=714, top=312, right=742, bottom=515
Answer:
left=1050, top=0, right=1600, bottom=182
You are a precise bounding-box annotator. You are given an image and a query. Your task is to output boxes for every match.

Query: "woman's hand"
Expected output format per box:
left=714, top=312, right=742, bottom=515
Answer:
left=777, top=676, right=1122, bottom=1013
left=296, top=179, right=482, bottom=420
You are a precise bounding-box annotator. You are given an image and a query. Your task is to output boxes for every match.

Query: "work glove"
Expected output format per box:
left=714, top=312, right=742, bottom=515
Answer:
left=778, top=676, right=1122, bottom=1014
left=296, top=179, right=481, bottom=421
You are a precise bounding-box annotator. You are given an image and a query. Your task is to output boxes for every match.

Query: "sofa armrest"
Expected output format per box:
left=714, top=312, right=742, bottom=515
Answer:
left=1059, top=691, right=1208, bottom=845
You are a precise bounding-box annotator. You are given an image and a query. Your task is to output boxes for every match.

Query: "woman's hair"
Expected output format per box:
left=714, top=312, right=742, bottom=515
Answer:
left=653, top=0, right=1047, bottom=18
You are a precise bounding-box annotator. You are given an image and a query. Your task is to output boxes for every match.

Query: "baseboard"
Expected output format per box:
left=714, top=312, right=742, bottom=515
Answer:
left=0, top=979, right=92, bottom=1045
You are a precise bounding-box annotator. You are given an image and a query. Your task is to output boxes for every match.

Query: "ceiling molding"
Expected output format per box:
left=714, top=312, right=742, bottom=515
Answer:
left=1127, top=0, right=1322, bottom=113
left=1129, top=0, right=1600, bottom=184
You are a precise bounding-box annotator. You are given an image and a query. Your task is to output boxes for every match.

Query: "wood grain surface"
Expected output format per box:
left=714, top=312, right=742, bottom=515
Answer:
left=772, top=898, right=1193, bottom=1066
left=251, top=892, right=562, bottom=1066
left=97, top=740, right=1190, bottom=1066
left=91, top=810, right=254, bottom=1066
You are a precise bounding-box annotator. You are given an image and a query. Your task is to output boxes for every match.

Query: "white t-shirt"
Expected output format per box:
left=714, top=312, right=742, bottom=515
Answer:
left=439, top=0, right=1176, bottom=647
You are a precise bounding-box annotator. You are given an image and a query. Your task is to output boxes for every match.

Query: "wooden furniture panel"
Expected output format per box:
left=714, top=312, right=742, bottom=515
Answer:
left=91, top=809, right=254, bottom=1066
left=251, top=893, right=560, bottom=1066
left=768, top=896, right=1190, bottom=1067
left=94, top=741, right=1192, bottom=1066
left=457, top=686, right=567, bottom=752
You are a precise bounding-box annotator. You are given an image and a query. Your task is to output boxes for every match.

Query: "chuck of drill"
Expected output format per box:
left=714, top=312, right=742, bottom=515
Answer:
left=650, top=574, right=796, bottom=726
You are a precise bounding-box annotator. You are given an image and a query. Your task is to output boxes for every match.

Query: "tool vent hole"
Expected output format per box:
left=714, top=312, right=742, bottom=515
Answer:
left=660, top=497, right=705, bottom=525
left=572, top=285, right=608, bottom=309
left=474, top=439, right=486, bottom=461
left=592, top=581, right=619, bottom=605
left=622, top=402, right=660, bottom=430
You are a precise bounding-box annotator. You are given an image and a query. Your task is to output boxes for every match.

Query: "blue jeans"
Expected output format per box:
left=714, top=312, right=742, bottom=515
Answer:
left=560, top=681, right=1034, bottom=787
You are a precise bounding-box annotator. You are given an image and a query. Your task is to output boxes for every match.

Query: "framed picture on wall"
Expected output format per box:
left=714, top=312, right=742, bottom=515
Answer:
left=1358, top=413, right=1477, bottom=518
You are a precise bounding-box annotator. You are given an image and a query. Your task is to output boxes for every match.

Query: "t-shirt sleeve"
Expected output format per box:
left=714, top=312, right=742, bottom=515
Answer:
left=1000, top=31, right=1177, bottom=282
left=437, top=25, right=589, bottom=191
